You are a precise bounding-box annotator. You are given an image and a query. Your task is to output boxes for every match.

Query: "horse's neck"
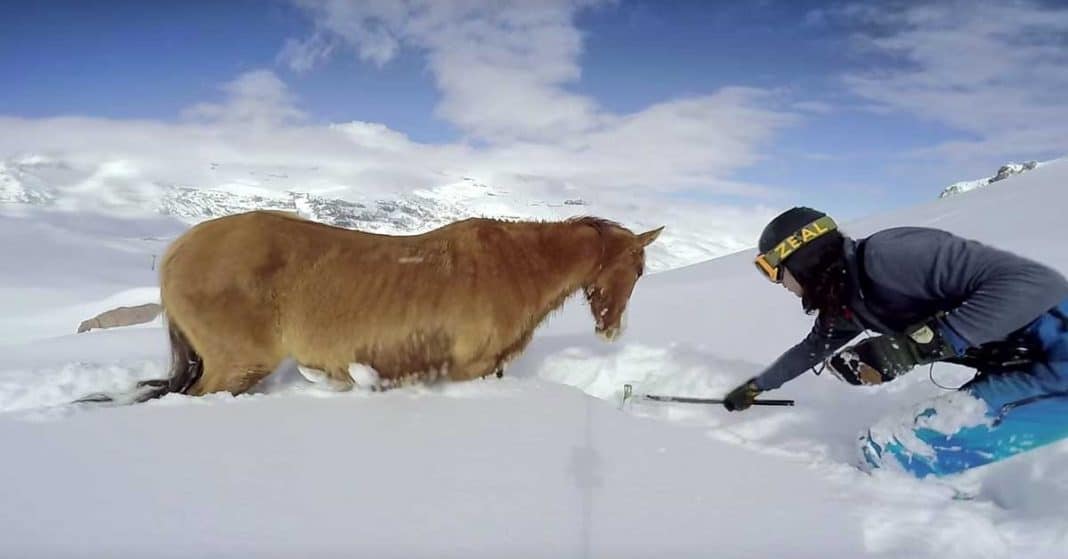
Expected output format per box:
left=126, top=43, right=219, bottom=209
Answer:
left=519, top=222, right=603, bottom=311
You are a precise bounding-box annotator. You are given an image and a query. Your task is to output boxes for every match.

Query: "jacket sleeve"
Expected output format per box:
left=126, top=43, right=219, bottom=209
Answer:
left=754, top=314, right=863, bottom=391
left=867, top=230, right=1068, bottom=348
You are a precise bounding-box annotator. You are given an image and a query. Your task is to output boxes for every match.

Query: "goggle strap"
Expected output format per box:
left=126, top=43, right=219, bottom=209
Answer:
left=754, top=255, right=780, bottom=282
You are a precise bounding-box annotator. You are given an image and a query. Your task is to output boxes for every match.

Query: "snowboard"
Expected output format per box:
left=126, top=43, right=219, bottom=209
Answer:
left=858, top=391, right=1068, bottom=478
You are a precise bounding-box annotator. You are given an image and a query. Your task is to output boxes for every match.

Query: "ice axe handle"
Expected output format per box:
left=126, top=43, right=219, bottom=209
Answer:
left=640, top=393, right=795, bottom=406
left=750, top=399, right=795, bottom=406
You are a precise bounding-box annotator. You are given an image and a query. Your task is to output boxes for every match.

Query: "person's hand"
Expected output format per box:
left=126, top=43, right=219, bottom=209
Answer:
left=723, top=378, right=762, bottom=411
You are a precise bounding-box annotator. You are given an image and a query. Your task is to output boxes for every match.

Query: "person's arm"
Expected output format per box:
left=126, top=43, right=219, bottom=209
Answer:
left=754, top=313, right=863, bottom=391
left=725, top=314, right=861, bottom=410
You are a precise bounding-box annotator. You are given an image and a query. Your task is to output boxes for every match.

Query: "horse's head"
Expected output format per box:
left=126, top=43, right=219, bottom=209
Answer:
left=584, top=222, right=663, bottom=341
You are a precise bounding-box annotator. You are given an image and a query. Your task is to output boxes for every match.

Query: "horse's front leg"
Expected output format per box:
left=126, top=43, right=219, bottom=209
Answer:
left=297, top=364, right=356, bottom=391
left=448, top=356, right=500, bottom=382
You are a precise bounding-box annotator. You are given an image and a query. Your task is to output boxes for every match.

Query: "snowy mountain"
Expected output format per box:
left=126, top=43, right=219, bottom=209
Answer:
left=0, top=155, right=58, bottom=204
left=161, top=184, right=480, bottom=234
left=939, top=160, right=1041, bottom=198
left=1, top=154, right=522, bottom=231
left=1, top=159, right=1067, bottom=557
left=0, top=153, right=762, bottom=272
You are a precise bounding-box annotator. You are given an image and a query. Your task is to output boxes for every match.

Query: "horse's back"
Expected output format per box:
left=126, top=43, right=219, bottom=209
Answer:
left=164, top=210, right=338, bottom=266
left=161, top=212, right=329, bottom=319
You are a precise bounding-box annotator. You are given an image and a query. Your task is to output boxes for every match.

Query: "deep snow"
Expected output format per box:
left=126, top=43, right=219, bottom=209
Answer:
left=0, top=160, right=1066, bottom=557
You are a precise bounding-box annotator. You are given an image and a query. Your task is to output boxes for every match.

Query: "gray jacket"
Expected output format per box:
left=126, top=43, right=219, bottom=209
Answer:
left=755, top=227, right=1068, bottom=391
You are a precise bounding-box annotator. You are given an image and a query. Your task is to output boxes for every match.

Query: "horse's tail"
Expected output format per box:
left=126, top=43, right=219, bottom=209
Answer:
left=161, top=318, right=204, bottom=396
left=73, top=318, right=203, bottom=406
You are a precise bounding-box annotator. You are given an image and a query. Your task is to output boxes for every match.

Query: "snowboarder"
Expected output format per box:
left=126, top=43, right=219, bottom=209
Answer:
left=723, top=207, right=1068, bottom=477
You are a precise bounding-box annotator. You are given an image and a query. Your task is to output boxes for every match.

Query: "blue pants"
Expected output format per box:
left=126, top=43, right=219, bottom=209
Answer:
left=860, top=300, right=1068, bottom=477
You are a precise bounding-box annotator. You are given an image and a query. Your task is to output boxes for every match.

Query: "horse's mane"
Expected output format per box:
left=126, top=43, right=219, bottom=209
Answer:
left=566, top=216, right=625, bottom=233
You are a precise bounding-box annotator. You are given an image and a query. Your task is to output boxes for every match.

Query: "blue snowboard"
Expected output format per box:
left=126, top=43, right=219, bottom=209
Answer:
left=859, top=391, right=1068, bottom=477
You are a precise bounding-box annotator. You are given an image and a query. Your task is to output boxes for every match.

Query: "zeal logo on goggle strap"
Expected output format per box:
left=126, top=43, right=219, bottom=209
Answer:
left=754, top=216, right=838, bottom=282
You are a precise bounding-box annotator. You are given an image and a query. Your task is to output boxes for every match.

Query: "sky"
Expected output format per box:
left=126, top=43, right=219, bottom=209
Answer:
left=2, top=0, right=1067, bottom=223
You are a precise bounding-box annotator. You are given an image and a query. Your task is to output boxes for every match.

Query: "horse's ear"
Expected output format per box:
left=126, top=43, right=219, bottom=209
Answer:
left=637, top=226, right=664, bottom=247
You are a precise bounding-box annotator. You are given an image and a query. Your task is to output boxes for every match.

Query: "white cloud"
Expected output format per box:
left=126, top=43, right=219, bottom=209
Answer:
left=0, top=85, right=789, bottom=200
left=288, top=0, right=404, bottom=67
left=1, top=3, right=800, bottom=205
left=269, top=0, right=797, bottom=196
left=285, top=0, right=609, bottom=142
left=836, top=1, right=1068, bottom=161
left=277, top=33, right=337, bottom=73
left=484, top=87, right=794, bottom=195
left=183, top=70, right=306, bottom=127
left=2, top=3, right=802, bottom=258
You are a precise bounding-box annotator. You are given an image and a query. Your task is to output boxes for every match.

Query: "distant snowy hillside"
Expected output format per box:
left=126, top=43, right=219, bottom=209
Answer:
left=162, top=184, right=480, bottom=234
left=0, top=155, right=58, bottom=204
left=0, top=153, right=760, bottom=271
left=939, top=160, right=1042, bottom=198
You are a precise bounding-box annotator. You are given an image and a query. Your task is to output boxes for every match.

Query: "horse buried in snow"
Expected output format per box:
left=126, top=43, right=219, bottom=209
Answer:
left=120, top=211, right=662, bottom=401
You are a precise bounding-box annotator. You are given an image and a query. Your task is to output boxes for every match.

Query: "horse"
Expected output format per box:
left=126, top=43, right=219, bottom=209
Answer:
left=117, top=210, right=661, bottom=402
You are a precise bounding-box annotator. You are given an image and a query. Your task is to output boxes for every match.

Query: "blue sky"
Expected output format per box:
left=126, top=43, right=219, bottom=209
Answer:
left=2, top=0, right=1067, bottom=221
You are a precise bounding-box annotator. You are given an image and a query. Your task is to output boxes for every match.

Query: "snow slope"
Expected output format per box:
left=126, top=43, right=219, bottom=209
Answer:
left=1, top=160, right=1067, bottom=557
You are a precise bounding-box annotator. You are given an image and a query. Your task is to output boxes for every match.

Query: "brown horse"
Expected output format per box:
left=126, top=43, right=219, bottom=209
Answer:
left=119, top=210, right=660, bottom=401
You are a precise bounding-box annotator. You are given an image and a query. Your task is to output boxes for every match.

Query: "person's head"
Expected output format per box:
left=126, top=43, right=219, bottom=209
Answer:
left=754, top=207, right=848, bottom=316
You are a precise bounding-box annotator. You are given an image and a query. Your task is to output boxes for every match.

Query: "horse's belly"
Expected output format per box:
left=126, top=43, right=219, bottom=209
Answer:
left=287, top=323, right=457, bottom=380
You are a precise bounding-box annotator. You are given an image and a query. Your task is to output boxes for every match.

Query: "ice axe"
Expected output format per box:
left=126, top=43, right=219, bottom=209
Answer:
left=620, top=384, right=795, bottom=409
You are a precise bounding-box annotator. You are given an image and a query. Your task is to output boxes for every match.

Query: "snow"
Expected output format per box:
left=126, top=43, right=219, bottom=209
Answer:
left=347, top=363, right=381, bottom=388
left=1, top=158, right=1067, bottom=557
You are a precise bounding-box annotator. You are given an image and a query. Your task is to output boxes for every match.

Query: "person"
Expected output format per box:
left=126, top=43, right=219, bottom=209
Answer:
left=723, top=207, right=1068, bottom=476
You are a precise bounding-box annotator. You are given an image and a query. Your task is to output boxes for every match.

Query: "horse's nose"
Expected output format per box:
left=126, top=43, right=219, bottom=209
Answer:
left=597, top=325, right=621, bottom=342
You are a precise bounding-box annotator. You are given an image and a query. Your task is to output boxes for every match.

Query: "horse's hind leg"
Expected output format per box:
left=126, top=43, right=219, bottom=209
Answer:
left=187, top=356, right=277, bottom=396
left=179, top=317, right=284, bottom=396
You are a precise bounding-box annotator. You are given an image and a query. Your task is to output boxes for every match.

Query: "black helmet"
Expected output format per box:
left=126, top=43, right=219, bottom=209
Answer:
left=754, top=207, right=840, bottom=282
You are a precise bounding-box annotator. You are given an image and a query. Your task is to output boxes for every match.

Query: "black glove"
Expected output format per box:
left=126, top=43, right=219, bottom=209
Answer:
left=724, top=378, right=762, bottom=411
left=827, top=318, right=958, bottom=385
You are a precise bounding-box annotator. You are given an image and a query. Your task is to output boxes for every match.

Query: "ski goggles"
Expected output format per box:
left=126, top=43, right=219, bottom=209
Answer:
left=753, top=215, right=838, bottom=283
